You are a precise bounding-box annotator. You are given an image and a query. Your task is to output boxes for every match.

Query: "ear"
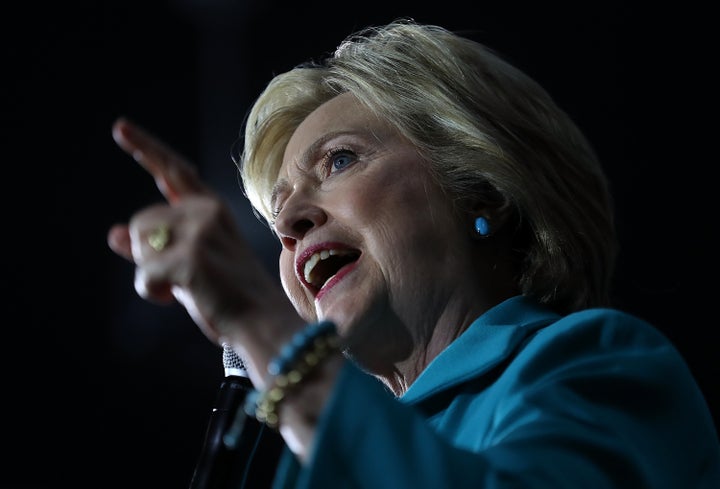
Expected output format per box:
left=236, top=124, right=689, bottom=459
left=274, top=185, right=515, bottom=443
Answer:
left=468, top=197, right=514, bottom=239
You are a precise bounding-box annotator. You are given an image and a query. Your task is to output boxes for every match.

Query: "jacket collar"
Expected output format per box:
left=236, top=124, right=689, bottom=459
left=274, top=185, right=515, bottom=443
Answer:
left=401, top=295, right=560, bottom=404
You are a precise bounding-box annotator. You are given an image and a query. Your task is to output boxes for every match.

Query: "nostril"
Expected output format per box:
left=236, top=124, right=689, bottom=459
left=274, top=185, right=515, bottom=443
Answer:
left=293, top=219, right=314, bottom=235
left=281, top=236, right=297, bottom=250
left=277, top=217, right=315, bottom=250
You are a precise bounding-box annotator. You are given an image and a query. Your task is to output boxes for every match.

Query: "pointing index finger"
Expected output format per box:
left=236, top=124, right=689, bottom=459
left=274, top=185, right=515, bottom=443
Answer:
left=112, top=117, right=209, bottom=204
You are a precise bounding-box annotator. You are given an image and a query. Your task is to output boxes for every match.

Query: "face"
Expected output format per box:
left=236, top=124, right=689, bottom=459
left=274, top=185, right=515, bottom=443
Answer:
left=272, top=93, right=476, bottom=368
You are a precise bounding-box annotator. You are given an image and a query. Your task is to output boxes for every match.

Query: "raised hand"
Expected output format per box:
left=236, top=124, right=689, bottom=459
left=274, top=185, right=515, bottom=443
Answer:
left=107, top=118, right=299, bottom=382
left=107, top=118, right=211, bottom=272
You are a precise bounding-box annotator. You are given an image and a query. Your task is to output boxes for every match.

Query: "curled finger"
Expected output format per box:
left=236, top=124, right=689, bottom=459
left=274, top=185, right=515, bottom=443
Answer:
left=134, top=262, right=175, bottom=304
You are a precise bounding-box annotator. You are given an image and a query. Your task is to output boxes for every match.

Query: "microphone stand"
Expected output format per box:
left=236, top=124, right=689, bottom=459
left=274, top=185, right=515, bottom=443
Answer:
left=189, top=345, right=282, bottom=489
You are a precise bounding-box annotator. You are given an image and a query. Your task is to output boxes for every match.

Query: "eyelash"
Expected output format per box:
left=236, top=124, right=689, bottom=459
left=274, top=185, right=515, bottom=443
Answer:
left=322, top=146, right=357, bottom=175
left=271, top=146, right=358, bottom=223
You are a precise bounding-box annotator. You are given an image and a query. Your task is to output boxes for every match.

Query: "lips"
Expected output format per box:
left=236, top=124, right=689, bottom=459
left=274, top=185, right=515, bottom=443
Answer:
left=296, top=243, right=360, bottom=295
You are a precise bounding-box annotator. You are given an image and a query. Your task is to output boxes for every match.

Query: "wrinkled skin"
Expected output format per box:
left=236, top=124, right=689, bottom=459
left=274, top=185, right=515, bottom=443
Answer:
left=272, top=93, right=502, bottom=388
left=107, top=93, right=516, bottom=461
left=107, top=118, right=302, bottom=385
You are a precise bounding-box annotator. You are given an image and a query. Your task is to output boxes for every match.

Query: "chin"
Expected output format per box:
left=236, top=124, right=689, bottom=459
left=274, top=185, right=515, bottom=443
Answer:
left=284, top=286, right=317, bottom=324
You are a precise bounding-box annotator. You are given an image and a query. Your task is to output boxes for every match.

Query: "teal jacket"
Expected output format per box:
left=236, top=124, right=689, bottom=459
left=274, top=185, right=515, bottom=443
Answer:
left=272, top=296, right=720, bottom=488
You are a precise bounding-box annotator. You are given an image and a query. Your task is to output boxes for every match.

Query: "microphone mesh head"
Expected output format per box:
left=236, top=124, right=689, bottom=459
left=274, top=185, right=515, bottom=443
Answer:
left=222, top=343, right=248, bottom=377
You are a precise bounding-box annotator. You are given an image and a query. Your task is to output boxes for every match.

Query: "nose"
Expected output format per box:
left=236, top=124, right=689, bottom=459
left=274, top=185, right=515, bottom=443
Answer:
left=273, top=188, right=327, bottom=251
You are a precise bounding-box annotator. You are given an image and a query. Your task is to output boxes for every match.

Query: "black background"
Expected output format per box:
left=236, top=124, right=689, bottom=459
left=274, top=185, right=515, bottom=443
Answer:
left=4, top=1, right=717, bottom=488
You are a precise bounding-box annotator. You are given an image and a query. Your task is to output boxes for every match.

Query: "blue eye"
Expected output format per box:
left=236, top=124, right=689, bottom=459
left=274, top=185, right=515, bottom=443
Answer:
left=327, top=148, right=356, bottom=174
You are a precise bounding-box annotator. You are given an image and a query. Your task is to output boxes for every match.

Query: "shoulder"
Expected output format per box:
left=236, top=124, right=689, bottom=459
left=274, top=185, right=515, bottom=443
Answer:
left=535, top=307, right=672, bottom=353
left=506, top=306, right=689, bottom=389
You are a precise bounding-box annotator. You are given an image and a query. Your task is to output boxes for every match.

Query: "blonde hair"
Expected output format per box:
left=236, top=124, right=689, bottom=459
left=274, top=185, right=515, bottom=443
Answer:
left=238, top=19, right=617, bottom=314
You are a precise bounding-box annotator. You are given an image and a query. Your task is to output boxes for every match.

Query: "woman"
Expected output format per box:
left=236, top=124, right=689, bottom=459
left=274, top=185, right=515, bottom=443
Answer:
left=108, top=19, right=720, bottom=488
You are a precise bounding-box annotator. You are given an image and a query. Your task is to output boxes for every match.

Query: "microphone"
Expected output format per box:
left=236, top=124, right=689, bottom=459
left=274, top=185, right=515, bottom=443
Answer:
left=189, top=344, right=277, bottom=489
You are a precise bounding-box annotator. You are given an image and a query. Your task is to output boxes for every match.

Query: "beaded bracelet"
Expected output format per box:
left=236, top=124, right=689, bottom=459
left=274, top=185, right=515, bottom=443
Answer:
left=245, top=320, right=341, bottom=429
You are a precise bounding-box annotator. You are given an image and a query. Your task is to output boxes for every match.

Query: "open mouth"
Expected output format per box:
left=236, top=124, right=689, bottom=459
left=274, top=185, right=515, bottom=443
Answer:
left=301, top=247, right=360, bottom=292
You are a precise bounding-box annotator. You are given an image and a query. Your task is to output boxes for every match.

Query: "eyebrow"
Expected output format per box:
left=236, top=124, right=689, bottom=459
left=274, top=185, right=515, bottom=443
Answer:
left=269, top=130, right=358, bottom=210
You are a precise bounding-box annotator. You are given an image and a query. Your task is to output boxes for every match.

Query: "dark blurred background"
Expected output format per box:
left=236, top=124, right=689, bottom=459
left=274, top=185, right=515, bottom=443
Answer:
left=4, top=1, right=716, bottom=488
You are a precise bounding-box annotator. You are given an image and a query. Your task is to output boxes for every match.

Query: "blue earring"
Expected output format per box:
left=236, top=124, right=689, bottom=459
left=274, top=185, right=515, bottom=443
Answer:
left=474, top=216, right=489, bottom=237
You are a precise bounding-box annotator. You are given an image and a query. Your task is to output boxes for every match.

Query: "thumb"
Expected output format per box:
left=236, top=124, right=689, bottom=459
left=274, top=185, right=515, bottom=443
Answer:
left=107, top=223, right=133, bottom=262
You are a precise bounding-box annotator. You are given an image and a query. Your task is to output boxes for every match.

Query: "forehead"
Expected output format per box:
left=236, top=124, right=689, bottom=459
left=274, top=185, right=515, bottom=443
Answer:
left=281, top=93, right=381, bottom=171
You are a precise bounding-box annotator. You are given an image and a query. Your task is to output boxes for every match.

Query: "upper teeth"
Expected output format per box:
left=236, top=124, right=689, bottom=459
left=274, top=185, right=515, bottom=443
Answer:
left=303, top=249, right=352, bottom=287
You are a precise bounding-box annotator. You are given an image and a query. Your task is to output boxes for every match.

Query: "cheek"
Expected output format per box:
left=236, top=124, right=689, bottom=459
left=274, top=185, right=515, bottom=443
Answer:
left=356, top=183, right=461, bottom=271
left=279, top=250, right=316, bottom=321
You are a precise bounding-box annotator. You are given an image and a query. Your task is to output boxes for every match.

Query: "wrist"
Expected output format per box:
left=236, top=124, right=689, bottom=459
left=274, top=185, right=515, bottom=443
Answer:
left=247, top=320, right=342, bottom=429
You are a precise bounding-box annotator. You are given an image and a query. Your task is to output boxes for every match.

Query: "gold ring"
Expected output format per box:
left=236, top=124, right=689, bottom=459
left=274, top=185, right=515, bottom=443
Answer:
left=148, top=224, right=171, bottom=252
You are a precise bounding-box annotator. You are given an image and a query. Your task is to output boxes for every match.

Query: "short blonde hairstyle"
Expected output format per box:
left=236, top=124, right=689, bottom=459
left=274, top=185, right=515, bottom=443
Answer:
left=238, top=19, right=617, bottom=314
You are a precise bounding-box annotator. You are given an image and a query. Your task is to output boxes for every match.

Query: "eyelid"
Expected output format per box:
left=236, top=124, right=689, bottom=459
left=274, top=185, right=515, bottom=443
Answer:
left=270, top=194, right=285, bottom=223
left=271, top=138, right=360, bottom=222
left=321, top=146, right=357, bottom=175
left=269, top=192, right=285, bottom=225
